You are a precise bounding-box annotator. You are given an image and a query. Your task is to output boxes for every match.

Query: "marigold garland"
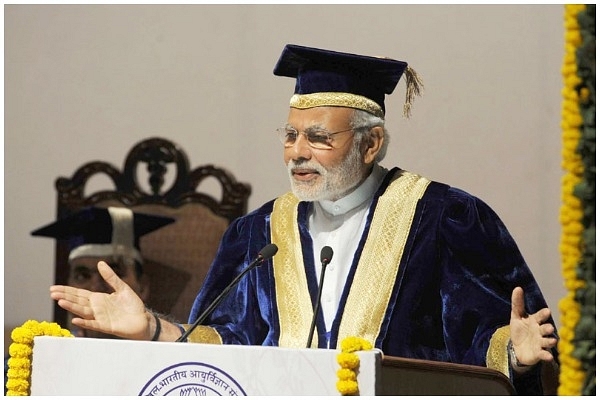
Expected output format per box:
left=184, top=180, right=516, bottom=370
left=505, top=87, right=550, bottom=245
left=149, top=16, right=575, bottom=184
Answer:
left=336, top=337, right=373, bottom=395
left=6, top=320, right=73, bottom=396
left=557, top=4, right=595, bottom=396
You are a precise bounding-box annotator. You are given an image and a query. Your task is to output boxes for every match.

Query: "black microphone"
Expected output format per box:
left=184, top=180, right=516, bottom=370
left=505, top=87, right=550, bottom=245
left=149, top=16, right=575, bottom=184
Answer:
left=306, top=246, right=333, bottom=348
left=176, top=243, right=278, bottom=343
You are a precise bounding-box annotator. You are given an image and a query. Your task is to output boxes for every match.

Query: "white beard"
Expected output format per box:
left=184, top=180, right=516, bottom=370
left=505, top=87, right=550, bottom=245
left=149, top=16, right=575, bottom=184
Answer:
left=287, top=143, right=365, bottom=202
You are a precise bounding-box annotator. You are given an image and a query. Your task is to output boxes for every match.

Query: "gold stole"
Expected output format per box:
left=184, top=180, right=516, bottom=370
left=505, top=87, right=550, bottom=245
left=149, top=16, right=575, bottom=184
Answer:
left=271, top=170, right=431, bottom=348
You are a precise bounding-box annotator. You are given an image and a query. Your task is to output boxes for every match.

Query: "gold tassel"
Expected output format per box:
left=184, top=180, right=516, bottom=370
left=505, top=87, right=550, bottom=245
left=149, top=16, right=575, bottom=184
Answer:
left=403, top=66, right=424, bottom=118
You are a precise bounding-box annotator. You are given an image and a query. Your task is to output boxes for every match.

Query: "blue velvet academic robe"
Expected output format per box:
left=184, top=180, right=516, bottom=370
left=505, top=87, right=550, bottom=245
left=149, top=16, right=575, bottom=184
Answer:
left=187, top=167, right=558, bottom=395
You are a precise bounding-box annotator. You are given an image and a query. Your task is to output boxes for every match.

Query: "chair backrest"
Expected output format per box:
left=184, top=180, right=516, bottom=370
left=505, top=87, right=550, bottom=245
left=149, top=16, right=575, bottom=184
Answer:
left=52, top=137, right=251, bottom=326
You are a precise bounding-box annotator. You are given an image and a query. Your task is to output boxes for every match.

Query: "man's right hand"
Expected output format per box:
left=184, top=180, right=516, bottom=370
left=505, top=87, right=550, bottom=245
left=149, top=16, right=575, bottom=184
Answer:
left=50, top=261, right=151, bottom=340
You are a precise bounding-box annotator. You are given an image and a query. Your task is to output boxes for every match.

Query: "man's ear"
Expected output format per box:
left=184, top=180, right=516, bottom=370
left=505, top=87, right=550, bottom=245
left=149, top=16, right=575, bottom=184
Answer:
left=363, top=126, right=384, bottom=164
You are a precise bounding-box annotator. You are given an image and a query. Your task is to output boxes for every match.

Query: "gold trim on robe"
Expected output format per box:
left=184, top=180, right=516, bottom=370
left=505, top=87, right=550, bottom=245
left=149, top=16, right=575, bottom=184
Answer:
left=486, top=325, right=511, bottom=377
left=271, top=170, right=430, bottom=348
left=271, top=192, right=314, bottom=348
left=337, top=171, right=430, bottom=344
left=181, top=324, right=223, bottom=345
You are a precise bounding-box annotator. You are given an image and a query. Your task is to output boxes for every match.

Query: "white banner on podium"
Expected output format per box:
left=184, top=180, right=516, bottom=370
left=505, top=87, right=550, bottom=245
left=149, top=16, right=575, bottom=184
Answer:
left=30, top=336, right=381, bottom=396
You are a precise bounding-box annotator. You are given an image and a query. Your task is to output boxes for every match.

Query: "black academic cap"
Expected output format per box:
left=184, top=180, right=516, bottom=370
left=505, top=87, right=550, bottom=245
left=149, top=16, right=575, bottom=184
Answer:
left=273, top=44, right=423, bottom=118
left=31, top=206, right=175, bottom=263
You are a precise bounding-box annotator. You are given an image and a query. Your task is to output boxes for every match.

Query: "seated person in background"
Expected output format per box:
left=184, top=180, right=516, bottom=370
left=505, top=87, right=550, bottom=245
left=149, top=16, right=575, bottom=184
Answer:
left=50, top=44, right=558, bottom=395
left=32, top=206, right=174, bottom=338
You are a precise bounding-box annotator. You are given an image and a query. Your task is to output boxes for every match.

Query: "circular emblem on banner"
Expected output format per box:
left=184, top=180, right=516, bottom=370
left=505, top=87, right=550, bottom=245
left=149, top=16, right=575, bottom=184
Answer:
left=139, top=362, right=246, bottom=396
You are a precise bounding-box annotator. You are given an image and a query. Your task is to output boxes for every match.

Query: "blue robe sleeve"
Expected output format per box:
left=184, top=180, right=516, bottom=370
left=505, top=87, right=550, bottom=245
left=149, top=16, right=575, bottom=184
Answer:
left=187, top=202, right=277, bottom=346
left=436, top=187, right=558, bottom=394
left=436, top=187, right=555, bottom=364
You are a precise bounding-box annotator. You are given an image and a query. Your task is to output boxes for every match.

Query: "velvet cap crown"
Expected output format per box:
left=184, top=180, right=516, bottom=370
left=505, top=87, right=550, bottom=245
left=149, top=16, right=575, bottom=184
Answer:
left=273, top=44, right=409, bottom=117
left=31, top=206, right=175, bottom=263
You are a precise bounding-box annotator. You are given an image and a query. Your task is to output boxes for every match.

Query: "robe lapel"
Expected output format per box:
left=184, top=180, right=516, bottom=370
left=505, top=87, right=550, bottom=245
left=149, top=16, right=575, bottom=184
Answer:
left=271, top=170, right=430, bottom=348
left=337, top=171, right=430, bottom=345
left=271, top=192, right=313, bottom=348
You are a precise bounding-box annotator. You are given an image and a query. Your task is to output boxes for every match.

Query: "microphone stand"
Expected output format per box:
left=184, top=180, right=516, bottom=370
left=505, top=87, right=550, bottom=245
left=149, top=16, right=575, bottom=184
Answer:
left=176, top=244, right=278, bottom=343
left=306, top=246, right=333, bottom=348
left=306, top=263, right=327, bottom=348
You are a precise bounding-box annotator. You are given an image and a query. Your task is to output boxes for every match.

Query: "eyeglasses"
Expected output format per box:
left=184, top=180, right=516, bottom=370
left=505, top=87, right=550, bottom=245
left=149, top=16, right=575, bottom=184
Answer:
left=276, top=126, right=359, bottom=150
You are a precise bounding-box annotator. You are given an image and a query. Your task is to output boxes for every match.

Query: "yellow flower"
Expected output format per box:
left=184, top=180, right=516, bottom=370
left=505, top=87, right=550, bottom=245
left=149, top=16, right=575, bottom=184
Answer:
left=558, top=4, right=588, bottom=395
left=337, top=352, right=360, bottom=369
left=579, top=87, right=590, bottom=101
left=336, top=336, right=374, bottom=395
left=341, top=337, right=373, bottom=353
left=6, top=378, right=29, bottom=396
left=337, top=368, right=357, bottom=381
left=6, top=367, right=30, bottom=380
left=8, top=343, right=32, bottom=359
left=6, top=320, right=73, bottom=396
left=7, top=357, right=30, bottom=370
left=336, top=379, right=359, bottom=395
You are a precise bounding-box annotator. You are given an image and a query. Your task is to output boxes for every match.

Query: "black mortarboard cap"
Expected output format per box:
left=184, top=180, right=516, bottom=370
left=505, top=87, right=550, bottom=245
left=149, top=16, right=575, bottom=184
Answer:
left=273, top=44, right=423, bottom=118
left=31, top=206, right=175, bottom=263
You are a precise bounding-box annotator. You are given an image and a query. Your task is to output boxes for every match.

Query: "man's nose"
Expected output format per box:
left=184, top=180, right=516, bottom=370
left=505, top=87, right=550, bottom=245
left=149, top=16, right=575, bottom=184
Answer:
left=289, top=133, right=313, bottom=159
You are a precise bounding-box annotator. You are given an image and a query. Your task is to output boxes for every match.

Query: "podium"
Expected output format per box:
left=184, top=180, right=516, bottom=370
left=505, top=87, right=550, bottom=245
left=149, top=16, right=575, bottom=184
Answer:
left=30, top=336, right=515, bottom=395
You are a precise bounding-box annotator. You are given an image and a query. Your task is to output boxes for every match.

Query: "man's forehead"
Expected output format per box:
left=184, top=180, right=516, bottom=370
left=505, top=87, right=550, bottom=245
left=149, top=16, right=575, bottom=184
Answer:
left=287, top=106, right=353, bottom=124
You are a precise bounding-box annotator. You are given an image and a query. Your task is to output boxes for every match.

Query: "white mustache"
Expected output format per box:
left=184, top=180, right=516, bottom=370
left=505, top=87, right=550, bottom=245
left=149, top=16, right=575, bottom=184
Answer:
left=288, top=160, right=326, bottom=175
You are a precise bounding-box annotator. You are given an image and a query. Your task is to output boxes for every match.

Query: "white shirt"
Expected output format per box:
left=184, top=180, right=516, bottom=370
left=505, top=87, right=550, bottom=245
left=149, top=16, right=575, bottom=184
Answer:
left=308, top=164, right=388, bottom=331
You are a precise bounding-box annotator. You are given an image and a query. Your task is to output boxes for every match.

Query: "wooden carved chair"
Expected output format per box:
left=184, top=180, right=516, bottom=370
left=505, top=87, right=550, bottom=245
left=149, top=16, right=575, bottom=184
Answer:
left=52, top=137, right=251, bottom=326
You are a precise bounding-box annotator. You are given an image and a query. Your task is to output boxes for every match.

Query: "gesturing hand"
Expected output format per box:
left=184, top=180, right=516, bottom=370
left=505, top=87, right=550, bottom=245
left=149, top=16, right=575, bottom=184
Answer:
left=50, top=261, right=150, bottom=340
left=509, top=287, right=557, bottom=367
